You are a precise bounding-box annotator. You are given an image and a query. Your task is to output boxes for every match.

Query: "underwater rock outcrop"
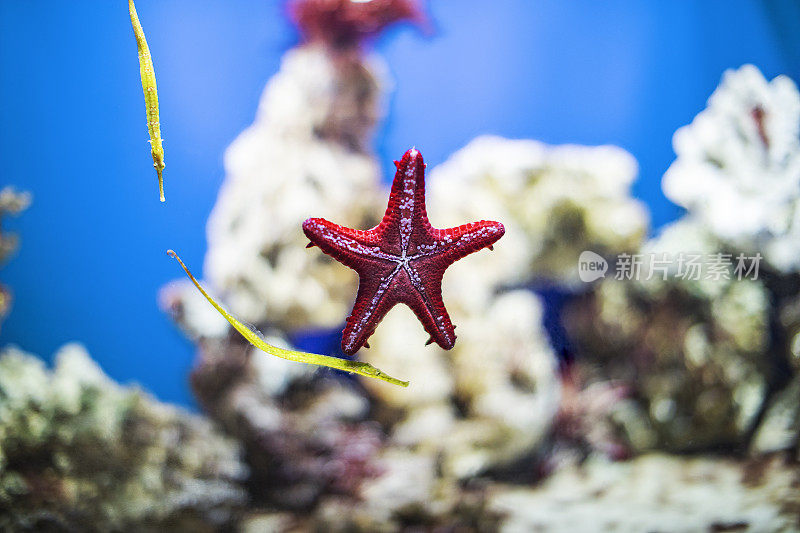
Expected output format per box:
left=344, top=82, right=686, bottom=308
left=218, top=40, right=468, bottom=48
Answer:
left=487, top=452, right=800, bottom=532
left=428, top=135, right=649, bottom=287
left=200, top=34, right=391, bottom=332
left=0, top=344, right=247, bottom=532
left=563, top=66, right=800, bottom=457
left=663, top=65, right=800, bottom=273
left=166, top=281, right=562, bottom=530
left=187, top=333, right=385, bottom=511
left=363, top=290, right=561, bottom=481
left=565, top=219, right=773, bottom=453
left=235, top=451, right=800, bottom=531
left=164, top=2, right=425, bottom=516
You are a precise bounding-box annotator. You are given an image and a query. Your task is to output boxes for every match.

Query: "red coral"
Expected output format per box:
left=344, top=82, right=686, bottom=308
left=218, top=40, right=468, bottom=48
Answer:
left=289, top=0, right=423, bottom=49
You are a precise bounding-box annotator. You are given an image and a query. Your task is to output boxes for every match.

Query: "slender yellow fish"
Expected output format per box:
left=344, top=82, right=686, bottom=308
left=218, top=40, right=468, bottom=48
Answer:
left=129, top=0, right=165, bottom=202
left=167, top=250, right=409, bottom=387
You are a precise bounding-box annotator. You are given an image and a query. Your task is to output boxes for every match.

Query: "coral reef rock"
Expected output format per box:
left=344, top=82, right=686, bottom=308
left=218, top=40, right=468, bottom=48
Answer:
left=189, top=333, right=385, bottom=511
left=428, top=135, right=648, bottom=287
left=181, top=286, right=560, bottom=524
left=0, top=344, right=247, bottom=532
left=663, top=64, right=800, bottom=273
left=239, top=452, right=800, bottom=532
left=752, top=376, right=800, bottom=455
left=488, top=453, right=800, bottom=533
left=202, top=44, right=388, bottom=332
left=565, top=219, right=772, bottom=453
left=364, top=289, right=561, bottom=481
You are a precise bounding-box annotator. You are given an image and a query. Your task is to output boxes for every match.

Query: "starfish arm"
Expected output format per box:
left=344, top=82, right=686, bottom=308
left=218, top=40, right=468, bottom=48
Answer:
left=303, top=217, right=395, bottom=269
left=341, top=264, right=403, bottom=354
left=419, top=220, right=505, bottom=265
left=401, top=266, right=456, bottom=350
left=375, top=148, right=431, bottom=255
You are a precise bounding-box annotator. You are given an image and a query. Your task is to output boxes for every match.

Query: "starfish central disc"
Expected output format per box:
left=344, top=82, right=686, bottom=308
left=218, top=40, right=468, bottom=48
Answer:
left=303, top=148, right=505, bottom=355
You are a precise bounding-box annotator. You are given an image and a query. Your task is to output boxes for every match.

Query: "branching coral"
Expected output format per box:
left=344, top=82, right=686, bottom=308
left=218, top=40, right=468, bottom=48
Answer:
left=663, top=65, right=800, bottom=272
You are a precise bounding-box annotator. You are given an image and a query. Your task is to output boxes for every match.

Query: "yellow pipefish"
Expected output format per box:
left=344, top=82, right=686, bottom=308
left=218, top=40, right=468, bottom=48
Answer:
left=167, top=250, right=409, bottom=388
left=129, top=0, right=165, bottom=202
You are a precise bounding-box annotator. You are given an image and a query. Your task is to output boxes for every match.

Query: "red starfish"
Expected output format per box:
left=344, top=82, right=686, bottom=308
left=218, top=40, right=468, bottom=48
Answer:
left=303, top=148, right=505, bottom=355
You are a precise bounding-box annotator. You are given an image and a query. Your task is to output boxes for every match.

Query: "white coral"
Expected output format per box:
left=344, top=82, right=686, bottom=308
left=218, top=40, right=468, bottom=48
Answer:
left=489, top=453, right=799, bottom=533
left=637, top=217, right=729, bottom=298
left=450, top=291, right=560, bottom=438
left=364, top=290, right=560, bottom=479
left=663, top=64, right=800, bottom=272
left=203, top=46, right=387, bottom=330
left=0, top=344, right=246, bottom=530
left=359, top=307, right=455, bottom=410
left=428, top=135, right=647, bottom=288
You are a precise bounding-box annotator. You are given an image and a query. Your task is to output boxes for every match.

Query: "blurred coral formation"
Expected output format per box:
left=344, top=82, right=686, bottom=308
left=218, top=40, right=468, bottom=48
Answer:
left=663, top=65, right=800, bottom=273
left=3, top=2, right=800, bottom=531
left=428, top=136, right=648, bottom=287
left=566, top=66, right=800, bottom=460
left=0, top=344, right=247, bottom=531
left=159, top=11, right=799, bottom=527
left=201, top=41, right=386, bottom=331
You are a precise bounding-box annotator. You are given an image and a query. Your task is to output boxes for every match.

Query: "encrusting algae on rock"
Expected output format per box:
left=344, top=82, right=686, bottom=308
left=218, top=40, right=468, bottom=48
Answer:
left=0, top=344, right=247, bottom=531
left=562, top=66, right=800, bottom=458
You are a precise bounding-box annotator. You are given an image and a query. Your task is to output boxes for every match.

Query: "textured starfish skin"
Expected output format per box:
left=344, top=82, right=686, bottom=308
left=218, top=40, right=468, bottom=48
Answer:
left=303, top=148, right=505, bottom=355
